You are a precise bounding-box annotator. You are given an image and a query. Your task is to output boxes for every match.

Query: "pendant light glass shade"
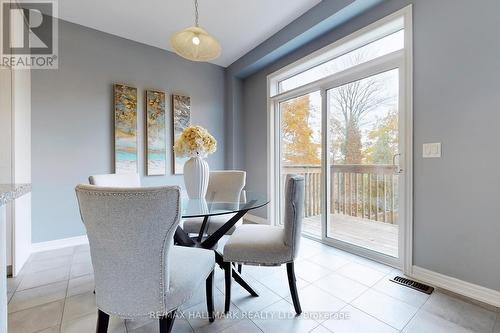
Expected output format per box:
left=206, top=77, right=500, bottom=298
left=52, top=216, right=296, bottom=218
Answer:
left=170, top=26, right=221, bottom=62
left=170, top=0, right=221, bottom=62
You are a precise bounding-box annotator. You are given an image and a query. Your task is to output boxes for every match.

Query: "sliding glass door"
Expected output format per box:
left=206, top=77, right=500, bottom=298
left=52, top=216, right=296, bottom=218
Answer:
left=276, top=67, right=403, bottom=259
left=271, top=9, right=411, bottom=266
left=278, top=91, right=322, bottom=237
left=326, top=69, right=401, bottom=258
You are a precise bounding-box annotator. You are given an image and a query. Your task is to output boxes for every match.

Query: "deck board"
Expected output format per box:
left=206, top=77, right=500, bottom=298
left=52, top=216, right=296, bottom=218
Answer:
left=303, top=214, right=398, bottom=257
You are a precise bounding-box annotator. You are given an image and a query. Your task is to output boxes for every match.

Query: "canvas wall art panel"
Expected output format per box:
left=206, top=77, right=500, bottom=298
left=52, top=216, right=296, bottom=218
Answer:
left=172, top=94, right=191, bottom=174
left=146, top=90, right=166, bottom=176
left=114, top=84, right=138, bottom=174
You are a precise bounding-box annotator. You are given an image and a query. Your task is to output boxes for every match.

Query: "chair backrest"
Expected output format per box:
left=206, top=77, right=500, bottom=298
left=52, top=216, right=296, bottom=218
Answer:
left=283, top=175, right=305, bottom=260
left=206, top=170, right=246, bottom=202
left=75, top=185, right=180, bottom=319
left=88, top=173, right=141, bottom=187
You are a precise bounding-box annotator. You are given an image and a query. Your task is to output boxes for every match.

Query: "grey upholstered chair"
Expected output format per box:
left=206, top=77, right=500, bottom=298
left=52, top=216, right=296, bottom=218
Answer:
left=183, top=170, right=246, bottom=235
left=89, top=173, right=141, bottom=187
left=75, top=185, right=216, bottom=333
left=222, top=175, right=305, bottom=315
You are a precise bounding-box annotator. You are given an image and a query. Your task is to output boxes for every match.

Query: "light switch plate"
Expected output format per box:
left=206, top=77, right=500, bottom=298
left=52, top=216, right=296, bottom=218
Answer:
left=423, top=143, right=441, bottom=158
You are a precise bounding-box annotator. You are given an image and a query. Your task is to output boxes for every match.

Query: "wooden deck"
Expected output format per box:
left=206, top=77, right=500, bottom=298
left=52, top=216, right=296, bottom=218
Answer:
left=303, top=214, right=398, bottom=257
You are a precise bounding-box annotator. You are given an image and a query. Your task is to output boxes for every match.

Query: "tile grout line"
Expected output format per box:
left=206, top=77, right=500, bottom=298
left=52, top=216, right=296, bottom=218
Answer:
left=14, top=240, right=499, bottom=333
left=340, top=270, right=404, bottom=331
left=399, top=288, right=433, bottom=332
left=366, top=269, right=432, bottom=309
left=9, top=253, right=76, bottom=295
left=15, top=274, right=71, bottom=295
left=7, top=263, right=27, bottom=297
left=337, top=295, right=402, bottom=331
left=304, top=255, right=352, bottom=273
left=57, top=246, right=77, bottom=333
left=493, top=310, right=499, bottom=333
left=307, top=322, right=325, bottom=333
left=33, top=326, right=59, bottom=333
left=335, top=262, right=389, bottom=287
left=8, top=297, right=67, bottom=316
left=180, top=285, right=248, bottom=333
left=316, top=302, right=351, bottom=332
left=179, top=302, right=198, bottom=333
left=8, top=247, right=79, bottom=332
left=414, top=290, right=499, bottom=333
left=247, top=296, right=289, bottom=331
left=306, top=241, right=499, bottom=331
left=251, top=247, right=397, bottom=331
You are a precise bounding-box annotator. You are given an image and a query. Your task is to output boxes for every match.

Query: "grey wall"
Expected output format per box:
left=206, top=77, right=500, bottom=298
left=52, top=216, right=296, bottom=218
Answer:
left=224, top=72, right=244, bottom=169
left=32, top=20, right=225, bottom=243
left=238, top=0, right=500, bottom=292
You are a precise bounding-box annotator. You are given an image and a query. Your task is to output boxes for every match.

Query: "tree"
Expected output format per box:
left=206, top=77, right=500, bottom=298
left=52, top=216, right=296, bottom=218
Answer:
left=282, top=95, right=320, bottom=165
left=317, top=50, right=393, bottom=164
left=329, top=76, right=391, bottom=164
left=364, top=110, right=398, bottom=164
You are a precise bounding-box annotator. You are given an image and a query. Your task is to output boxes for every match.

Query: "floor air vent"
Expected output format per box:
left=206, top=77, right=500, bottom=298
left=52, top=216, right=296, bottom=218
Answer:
left=390, top=276, right=434, bottom=294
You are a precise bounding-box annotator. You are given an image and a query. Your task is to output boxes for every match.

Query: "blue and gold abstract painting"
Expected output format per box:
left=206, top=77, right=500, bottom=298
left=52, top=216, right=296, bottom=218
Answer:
left=172, top=94, right=191, bottom=174
left=146, top=90, right=166, bottom=175
left=114, top=84, right=138, bottom=174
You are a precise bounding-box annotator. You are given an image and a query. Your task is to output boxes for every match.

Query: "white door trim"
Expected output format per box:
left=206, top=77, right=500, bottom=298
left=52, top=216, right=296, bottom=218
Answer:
left=11, top=68, right=32, bottom=276
left=401, top=5, right=414, bottom=275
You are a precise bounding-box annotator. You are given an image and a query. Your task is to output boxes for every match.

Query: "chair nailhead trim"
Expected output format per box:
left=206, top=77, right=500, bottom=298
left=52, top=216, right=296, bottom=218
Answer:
left=80, top=188, right=182, bottom=317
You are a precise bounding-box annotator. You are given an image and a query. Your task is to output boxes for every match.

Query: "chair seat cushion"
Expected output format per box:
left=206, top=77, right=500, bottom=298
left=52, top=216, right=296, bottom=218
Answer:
left=165, top=246, right=215, bottom=311
left=182, top=214, right=239, bottom=235
left=223, top=224, right=291, bottom=265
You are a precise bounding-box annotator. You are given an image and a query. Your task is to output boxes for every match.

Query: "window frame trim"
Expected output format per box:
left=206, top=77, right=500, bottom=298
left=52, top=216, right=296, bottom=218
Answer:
left=266, top=5, right=413, bottom=272
left=270, top=48, right=404, bottom=104
left=268, top=8, right=406, bottom=97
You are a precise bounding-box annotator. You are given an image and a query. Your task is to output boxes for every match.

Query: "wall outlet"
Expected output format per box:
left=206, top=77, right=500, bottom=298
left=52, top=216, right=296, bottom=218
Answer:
left=423, top=143, right=441, bottom=158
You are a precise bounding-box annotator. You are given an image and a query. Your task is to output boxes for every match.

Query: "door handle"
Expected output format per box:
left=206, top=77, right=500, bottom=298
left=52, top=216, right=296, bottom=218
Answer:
left=392, top=153, right=403, bottom=174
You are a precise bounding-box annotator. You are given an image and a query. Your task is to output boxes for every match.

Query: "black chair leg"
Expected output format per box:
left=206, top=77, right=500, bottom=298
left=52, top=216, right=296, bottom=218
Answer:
left=159, top=310, right=176, bottom=333
left=286, top=262, right=302, bottom=315
left=206, top=270, right=215, bottom=322
left=96, top=309, right=109, bottom=333
left=237, top=264, right=242, bottom=274
left=224, top=261, right=232, bottom=314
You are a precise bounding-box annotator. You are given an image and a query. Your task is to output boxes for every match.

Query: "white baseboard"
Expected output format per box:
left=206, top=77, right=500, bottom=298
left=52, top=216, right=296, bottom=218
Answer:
left=411, top=266, right=500, bottom=308
left=31, top=235, right=89, bottom=253
left=244, top=213, right=269, bottom=224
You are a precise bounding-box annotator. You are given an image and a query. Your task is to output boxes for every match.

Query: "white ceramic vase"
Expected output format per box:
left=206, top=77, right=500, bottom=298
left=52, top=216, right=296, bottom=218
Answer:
left=183, top=156, right=209, bottom=199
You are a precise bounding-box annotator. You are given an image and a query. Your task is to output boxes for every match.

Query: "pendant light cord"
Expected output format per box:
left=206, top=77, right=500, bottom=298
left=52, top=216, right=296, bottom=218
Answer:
left=194, top=0, right=199, bottom=27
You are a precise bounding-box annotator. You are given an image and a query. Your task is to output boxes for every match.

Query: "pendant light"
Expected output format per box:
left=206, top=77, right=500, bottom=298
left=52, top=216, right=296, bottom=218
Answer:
left=170, top=0, right=221, bottom=62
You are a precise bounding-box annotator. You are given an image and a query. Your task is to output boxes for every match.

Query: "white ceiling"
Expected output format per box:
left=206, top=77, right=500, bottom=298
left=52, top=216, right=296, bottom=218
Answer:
left=56, top=0, right=322, bottom=67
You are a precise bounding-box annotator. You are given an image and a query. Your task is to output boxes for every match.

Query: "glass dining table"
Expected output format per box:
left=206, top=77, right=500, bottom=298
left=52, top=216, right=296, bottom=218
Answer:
left=174, top=190, right=269, bottom=298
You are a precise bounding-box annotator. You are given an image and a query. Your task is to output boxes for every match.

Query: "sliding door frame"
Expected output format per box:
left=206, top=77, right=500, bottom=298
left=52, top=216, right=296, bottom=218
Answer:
left=267, top=6, right=413, bottom=272
left=321, top=62, right=404, bottom=268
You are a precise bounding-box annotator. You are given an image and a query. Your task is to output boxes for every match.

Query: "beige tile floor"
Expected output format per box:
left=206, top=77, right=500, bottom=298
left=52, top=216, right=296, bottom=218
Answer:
left=7, top=238, right=500, bottom=333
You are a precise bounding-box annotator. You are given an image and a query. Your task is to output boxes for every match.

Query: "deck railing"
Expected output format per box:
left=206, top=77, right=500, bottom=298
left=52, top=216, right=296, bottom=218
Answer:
left=283, top=164, right=399, bottom=224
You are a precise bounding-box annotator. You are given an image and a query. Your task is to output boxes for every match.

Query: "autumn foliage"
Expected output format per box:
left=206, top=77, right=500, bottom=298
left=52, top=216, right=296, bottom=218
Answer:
left=281, top=95, right=320, bottom=165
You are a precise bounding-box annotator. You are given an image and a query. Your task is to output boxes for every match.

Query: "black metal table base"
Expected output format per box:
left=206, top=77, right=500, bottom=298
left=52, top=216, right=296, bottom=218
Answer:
left=174, top=205, right=259, bottom=298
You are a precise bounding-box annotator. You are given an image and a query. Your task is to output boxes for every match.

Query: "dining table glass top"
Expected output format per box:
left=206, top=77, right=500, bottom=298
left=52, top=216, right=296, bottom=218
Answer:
left=181, top=190, right=268, bottom=218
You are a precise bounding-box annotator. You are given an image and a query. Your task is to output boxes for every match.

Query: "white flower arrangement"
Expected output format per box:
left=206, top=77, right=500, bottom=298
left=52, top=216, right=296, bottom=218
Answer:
left=174, top=125, right=217, bottom=158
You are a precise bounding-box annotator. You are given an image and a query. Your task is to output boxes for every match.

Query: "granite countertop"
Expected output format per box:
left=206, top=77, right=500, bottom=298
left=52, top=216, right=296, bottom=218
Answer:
left=0, top=184, right=31, bottom=206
